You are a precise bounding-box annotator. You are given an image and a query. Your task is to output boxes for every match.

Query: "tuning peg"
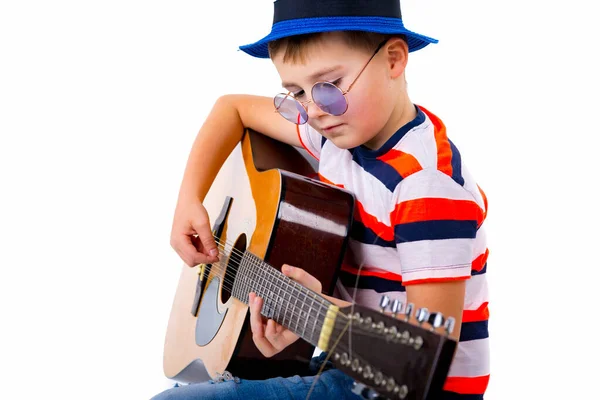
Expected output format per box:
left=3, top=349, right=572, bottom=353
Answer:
left=390, top=299, right=402, bottom=317
left=379, top=295, right=390, bottom=313
left=444, top=317, right=456, bottom=336
left=427, top=312, right=445, bottom=331
left=404, top=303, right=414, bottom=322
left=415, top=308, right=429, bottom=326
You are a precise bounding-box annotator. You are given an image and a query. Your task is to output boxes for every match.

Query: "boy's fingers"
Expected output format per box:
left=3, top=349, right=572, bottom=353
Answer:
left=191, top=220, right=219, bottom=260
left=282, top=264, right=322, bottom=293
left=172, top=234, right=213, bottom=267
left=248, top=293, right=277, bottom=357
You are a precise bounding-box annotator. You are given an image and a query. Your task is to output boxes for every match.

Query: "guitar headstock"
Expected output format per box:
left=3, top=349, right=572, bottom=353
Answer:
left=326, top=301, right=457, bottom=400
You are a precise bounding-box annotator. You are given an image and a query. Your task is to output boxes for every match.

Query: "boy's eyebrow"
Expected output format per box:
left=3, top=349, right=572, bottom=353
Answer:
left=282, top=65, right=344, bottom=88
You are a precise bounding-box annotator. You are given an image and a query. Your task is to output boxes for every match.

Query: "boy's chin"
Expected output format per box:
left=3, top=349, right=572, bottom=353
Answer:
left=328, top=134, right=362, bottom=150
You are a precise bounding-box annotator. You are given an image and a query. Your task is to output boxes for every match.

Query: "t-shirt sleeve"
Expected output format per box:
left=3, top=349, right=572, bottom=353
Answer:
left=296, top=123, right=323, bottom=161
left=391, top=169, right=485, bottom=285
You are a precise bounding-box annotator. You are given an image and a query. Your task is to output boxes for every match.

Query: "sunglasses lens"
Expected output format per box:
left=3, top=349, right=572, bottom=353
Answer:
left=274, top=94, right=308, bottom=124
left=312, top=82, right=348, bottom=116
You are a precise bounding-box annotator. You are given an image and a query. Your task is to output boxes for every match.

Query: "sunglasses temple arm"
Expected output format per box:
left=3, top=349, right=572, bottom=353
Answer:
left=346, top=39, right=388, bottom=93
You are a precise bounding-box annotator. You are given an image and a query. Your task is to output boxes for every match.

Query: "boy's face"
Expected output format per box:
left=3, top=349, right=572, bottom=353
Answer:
left=272, top=32, right=404, bottom=150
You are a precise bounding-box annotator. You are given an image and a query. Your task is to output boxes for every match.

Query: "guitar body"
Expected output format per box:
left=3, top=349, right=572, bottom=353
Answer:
left=163, top=129, right=355, bottom=383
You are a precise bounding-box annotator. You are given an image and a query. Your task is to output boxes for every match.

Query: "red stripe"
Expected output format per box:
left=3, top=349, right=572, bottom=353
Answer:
left=471, top=249, right=489, bottom=272
left=341, top=264, right=403, bottom=282
left=318, top=173, right=344, bottom=188
left=478, top=184, right=488, bottom=221
left=377, top=149, right=423, bottom=178
left=296, top=124, right=319, bottom=161
left=391, top=197, right=484, bottom=226
left=403, top=275, right=470, bottom=285
left=354, top=200, right=394, bottom=241
left=443, top=375, right=490, bottom=395
left=418, top=105, right=453, bottom=178
left=462, top=301, right=489, bottom=323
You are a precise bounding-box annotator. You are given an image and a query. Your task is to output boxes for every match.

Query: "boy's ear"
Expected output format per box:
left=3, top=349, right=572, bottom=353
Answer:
left=385, top=37, right=409, bottom=79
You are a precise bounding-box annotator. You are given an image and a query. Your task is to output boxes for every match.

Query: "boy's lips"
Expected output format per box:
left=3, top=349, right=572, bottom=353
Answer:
left=322, top=123, right=344, bottom=134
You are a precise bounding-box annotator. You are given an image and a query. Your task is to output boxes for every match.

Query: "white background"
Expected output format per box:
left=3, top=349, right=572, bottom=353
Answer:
left=1, top=1, right=598, bottom=399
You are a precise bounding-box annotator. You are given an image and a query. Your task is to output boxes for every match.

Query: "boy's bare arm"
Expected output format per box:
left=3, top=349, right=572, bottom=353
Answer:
left=171, top=95, right=299, bottom=267
left=178, top=94, right=300, bottom=203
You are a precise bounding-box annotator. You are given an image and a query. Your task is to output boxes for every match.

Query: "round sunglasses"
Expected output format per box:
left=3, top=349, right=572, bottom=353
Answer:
left=274, top=39, right=388, bottom=125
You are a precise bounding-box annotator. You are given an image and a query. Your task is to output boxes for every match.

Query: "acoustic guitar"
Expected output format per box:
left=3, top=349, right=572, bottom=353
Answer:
left=162, top=129, right=457, bottom=400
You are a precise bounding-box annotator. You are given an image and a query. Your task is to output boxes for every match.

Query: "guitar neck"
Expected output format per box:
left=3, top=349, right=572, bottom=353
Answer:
left=230, top=251, right=335, bottom=348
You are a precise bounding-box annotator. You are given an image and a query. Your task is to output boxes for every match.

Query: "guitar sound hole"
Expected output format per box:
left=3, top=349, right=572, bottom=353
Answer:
left=221, top=233, right=247, bottom=303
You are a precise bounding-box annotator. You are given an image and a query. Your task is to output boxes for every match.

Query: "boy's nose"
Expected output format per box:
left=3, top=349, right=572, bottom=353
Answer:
left=306, top=101, right=327, bottom=120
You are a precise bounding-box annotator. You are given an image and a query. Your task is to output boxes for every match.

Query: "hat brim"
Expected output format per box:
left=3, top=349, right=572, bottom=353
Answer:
left=239, top=16, right=438, bottom=59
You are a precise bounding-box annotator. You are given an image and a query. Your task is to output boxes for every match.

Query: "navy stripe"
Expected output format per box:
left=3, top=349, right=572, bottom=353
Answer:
left=459, top=320, right=488, bottom=342
left=471, top=262, right=487, bottom=276
left=321, top=135, right=327, bottom=148
left=449, top=139, right=464, bottom=186
left=394, top=220, right=478, bottom=243
left=351, top=220, right=396, bottom=248
left=339, top=270, right=406, bottom=293
left=355, top=106, right=426, bottom=157
left=351, top=153, right=402, bottom=192
left=440, top=392, right=483, bottom=400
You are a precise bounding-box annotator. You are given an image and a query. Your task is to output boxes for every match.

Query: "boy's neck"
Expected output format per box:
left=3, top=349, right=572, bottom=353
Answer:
left=362, top=95, right=417, bottom=151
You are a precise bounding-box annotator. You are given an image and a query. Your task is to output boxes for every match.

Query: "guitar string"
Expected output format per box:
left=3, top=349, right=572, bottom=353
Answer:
left=202, top=235, right=397, bottom=343
left=303, top=229, right=383, bottom=400
left=199, top=236, right=347, bottom=331
left=206, top=241, right=396, bottom=347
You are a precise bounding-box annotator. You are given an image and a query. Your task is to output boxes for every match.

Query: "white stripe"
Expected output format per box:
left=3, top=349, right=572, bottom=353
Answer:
left=335, top=282, right=408, bottom=306
left=461, top=162, right=486, bottom=210
left=302, top=125, right=322, bottom=159
left=396, top=238, right=474, bottom=273
left=346, top=240, right=400, bottom=273
left=402, top=264, right=471, bottom=282
left=473, top=226, right=488, bottom=259
left=465, top=275, right=489, bottom=310
left=447, top=338, right=490, bottom=377
left=397, top=169, right=478, bottom=203
left=395, top=119, right=437, bottom=169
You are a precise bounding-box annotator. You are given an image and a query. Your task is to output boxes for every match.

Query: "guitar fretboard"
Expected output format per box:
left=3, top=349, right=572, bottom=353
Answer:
left=230, top=251, right=333, bottom=347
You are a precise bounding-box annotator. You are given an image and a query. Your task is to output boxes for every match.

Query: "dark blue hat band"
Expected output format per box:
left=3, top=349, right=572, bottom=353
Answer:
left=273, top=0, right=401, bottom=23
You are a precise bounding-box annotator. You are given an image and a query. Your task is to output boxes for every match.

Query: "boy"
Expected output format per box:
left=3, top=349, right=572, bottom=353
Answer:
left=157, top=0, right=490, bottom=399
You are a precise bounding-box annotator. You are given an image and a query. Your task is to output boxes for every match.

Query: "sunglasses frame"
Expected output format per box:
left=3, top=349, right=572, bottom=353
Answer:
left=274, top=39, right=388, bottom=124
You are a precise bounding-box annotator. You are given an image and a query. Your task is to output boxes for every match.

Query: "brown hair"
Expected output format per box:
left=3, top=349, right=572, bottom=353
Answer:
left=268, top=31, right=405, bottom=63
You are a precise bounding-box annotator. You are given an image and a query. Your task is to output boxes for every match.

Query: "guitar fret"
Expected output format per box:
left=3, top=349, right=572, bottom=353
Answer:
left=282, top=280, right=290, bottom=328
left=265, top=267, right=273, bottom=319
left=302, top=291, right=312, bottom=340
left=311, top=292, right=322, bottom=346
left=276, top=278, right=282, bottom=324
left=293, top=282, right=301, bottom=334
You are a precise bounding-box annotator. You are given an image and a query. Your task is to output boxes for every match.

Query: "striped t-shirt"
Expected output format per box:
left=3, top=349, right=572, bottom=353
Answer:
left=297, top=105, right=490, bottom=399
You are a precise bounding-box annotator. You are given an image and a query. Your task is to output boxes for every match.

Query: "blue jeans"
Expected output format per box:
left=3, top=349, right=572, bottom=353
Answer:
left=151, top=353, right=363, bottom=400
left=151, top=353, right=481, bottom=400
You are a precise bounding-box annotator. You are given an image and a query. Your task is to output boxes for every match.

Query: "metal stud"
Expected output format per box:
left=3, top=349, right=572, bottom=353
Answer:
left=398, top=385, right=408, bottom=399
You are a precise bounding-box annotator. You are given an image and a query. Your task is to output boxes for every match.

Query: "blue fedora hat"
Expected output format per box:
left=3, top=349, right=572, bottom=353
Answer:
left=239, top=0, right=438, bottom=58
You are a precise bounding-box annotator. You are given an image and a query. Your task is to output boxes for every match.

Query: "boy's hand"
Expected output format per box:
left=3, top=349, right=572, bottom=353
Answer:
left=249, top=264, right=322, bottom=358
left=170, top=200, right=219, bottom=267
